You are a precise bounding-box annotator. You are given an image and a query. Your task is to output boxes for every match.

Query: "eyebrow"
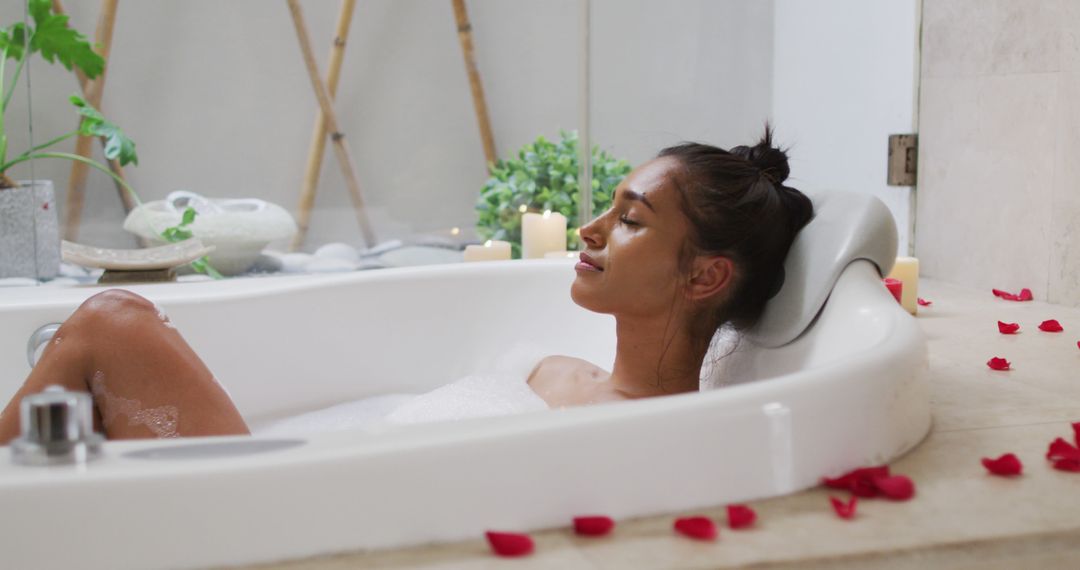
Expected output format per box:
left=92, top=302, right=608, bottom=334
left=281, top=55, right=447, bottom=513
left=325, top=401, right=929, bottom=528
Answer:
left=619, top=189, right=656, bottom=212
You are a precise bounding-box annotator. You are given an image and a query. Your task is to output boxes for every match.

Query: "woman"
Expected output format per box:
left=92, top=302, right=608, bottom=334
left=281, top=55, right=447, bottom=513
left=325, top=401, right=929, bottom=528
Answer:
left=0, top=128, right=813, bottom=443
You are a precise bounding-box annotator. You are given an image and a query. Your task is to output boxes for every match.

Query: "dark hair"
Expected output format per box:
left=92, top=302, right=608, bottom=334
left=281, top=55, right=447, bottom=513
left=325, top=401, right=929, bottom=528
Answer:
left=658, top=125, right=814, bottom=332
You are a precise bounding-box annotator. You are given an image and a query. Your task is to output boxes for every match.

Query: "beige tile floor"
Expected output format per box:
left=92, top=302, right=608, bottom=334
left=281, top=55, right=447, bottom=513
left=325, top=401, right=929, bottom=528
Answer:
left=247, top=279, right=1080, bottom=569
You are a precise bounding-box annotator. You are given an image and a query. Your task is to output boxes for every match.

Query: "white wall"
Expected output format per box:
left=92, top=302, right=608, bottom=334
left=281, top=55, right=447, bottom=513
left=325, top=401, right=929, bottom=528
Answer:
left=772, top=0, right=919, bottom=255
left=2, top=0, right=776, bottom=250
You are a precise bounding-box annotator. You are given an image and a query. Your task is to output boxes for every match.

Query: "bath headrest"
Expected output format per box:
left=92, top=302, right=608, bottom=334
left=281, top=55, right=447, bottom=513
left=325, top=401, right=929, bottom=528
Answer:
left=743, top=191, right=898, bottom=348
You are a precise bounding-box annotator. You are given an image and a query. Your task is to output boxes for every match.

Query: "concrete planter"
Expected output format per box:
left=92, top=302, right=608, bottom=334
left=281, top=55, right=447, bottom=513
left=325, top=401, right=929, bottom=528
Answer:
left=0, top=180, right=59, bottom=279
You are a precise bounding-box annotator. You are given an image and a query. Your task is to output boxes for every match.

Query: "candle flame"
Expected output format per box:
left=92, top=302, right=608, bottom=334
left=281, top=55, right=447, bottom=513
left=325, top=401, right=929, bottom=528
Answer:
left=518, top=204, right=528, bottom=213
left=543, top=210, right=552, bottom=218
left=484, top=240, right=493, bottom=247
left=451, top=227, right=460, bottom=236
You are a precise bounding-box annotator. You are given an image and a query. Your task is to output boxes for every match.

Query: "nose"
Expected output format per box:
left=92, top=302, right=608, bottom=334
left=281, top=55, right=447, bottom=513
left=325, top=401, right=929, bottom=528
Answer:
left=578, top=212, right=606, bottom=250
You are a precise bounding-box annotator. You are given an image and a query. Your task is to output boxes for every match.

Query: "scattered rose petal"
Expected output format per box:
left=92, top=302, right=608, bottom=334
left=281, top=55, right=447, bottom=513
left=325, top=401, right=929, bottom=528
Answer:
left=829, top=496, right=858, bottom=520
left=1039, top=319, right=1064, bottom=333
left=883, top=278, right=903, bottom=304
left=871, top=474, right=916, bottom=500
left=673, top=516, right=717, bottom=541
left=987, top=357, right=1011, bottom=371
left=997, top=321, right=1020, bottom=334
left=485, top=531, right=534, bottom=557
left=1046, top=437, right=1080, bottom=461
left=1077, top=341, right=1080, bottom=351
left=1052, top=458, right=1080, bottom=472
left=917, top=297, right=932, bottom=307
left=573, top=516, right=615, bottom=537
left=992, top=288, right=1033, bottom=302
left=982, top=453, right=1023, bottom=476
left=726, top=505, right=757, bottom=530
left=1073, top=422, right=1080, bottom=447
left=822, top=465, right=891, bottom=498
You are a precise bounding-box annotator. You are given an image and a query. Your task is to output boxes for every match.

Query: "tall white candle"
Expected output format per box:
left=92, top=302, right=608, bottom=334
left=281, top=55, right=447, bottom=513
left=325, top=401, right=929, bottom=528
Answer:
left=887, top=256, right=919, bottom=315
left=521, top=210, right=567, bottom=259
left=463, top=240, right=511, bottom=262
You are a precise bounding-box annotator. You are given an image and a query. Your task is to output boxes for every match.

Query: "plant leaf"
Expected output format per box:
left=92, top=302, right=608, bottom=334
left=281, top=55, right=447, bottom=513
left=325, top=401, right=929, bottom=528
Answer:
left=28, top=0, right=104, bottom=78
left=0, top=23, right=29, bottom=61
left=71, top=94, right=138, bottom=166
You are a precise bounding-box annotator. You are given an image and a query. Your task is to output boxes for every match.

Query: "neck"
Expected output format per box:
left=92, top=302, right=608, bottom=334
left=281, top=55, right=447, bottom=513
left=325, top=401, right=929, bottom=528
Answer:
left=609, top=312, right=707, bottom=399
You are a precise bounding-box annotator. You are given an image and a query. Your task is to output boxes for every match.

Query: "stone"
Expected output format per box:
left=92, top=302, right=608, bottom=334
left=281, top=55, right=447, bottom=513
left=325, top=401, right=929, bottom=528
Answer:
left=280, top=253, right=315, bottom=273
left=314, top=242, right=361, bottom=263
left=58, top=262, right=89, bottom=278
left=248, top=253, right=284, bottom=274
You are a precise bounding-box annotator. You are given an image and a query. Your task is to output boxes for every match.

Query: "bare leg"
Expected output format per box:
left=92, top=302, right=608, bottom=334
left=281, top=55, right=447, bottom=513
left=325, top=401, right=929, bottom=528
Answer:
left=0, top=290, right=248, bottom=444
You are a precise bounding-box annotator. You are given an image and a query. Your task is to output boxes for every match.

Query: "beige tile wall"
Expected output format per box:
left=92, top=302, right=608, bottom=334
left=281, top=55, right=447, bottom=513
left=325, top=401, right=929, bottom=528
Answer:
left=916, top=0, right=1080, bottom=306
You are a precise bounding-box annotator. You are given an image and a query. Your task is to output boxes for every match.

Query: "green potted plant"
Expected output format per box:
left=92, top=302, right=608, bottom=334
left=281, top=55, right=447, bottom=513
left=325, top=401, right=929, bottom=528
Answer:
left=475, top=130, right=631, bottom=258
left=0, top=0, right=138, bottom=279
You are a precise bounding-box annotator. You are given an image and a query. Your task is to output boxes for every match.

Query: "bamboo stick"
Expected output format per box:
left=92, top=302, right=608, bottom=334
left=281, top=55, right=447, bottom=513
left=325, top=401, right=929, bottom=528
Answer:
left=54, top=0, right=133, bottom=241
left=289, top=0, right=356, bottom=251
left=451, top=0, right=497, bottom=169
left=286, top=0, right=377, bottom=248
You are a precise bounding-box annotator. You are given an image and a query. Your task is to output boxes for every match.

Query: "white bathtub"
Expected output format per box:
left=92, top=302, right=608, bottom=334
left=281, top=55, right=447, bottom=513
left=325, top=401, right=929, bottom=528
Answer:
left=0, top=258, right=930, bottom=570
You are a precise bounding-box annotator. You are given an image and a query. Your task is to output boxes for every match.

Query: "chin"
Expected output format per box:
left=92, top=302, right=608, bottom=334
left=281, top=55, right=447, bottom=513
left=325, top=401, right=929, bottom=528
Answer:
left=570, top=279, right=610, bottom=314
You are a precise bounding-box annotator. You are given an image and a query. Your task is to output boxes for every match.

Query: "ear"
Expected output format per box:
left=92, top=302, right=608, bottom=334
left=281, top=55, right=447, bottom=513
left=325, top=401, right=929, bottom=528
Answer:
left=686, top=255, right=734, bottom=302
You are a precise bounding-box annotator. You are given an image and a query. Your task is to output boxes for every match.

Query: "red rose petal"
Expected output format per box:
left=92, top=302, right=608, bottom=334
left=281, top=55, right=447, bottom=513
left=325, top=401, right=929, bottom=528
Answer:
left=485, top=531, right=534, bottom=557
left=822, top=465, right=891, bottom=498
left=1052, top=458, right=1080, bottom=472
left=1073, top=422, right=1080, bottom=447
left=726, top=504, right=757, bottom=530
left=992, top=288, right=1033, bottom=302
left=573, top=515, right=615, bottom=536
left=883, top=278, right=903, bottom=303
left=829, top=496, right=858, bottom=520
left=917, top=297, right=932, bottom=307
left=987, top=357, right=1011, bottom=371
left=1046, top=437, right=1080, bottom=461
left=871, top=474, right=916, bottom=501
left=1039, top=319, right=1064, bottom=332
left=1076, top=341, right=1080, bottom=351
left=673, top=516, right=717, bottom=541
left=997, top=321, right=1020, bottom=334
left=981, top=453, right=1023, bottom=476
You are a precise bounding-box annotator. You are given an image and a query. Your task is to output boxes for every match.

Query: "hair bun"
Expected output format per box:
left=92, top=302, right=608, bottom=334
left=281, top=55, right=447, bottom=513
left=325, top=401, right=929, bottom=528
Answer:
left=731, top=125, right=790, bottom=184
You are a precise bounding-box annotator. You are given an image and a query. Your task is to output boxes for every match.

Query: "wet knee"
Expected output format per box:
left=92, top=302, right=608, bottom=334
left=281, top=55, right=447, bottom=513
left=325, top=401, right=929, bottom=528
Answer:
left=71, top=290, right=157, bottom=330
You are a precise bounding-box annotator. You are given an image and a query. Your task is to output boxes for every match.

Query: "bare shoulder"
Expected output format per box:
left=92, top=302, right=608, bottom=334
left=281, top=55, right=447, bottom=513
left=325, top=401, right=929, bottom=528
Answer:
left=527, top=355, right=612, bottom=407
left=528, top=355, right=606, bottom=383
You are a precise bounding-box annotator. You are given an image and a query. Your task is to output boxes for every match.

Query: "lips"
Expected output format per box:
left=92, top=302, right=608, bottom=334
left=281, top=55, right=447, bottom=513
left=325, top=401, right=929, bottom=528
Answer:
left=577, top=252, right=604, bottom=272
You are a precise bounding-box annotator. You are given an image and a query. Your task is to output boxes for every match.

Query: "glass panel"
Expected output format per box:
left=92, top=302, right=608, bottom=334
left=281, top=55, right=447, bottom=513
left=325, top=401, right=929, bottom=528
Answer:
left=2, top=0, right=584, bottom=284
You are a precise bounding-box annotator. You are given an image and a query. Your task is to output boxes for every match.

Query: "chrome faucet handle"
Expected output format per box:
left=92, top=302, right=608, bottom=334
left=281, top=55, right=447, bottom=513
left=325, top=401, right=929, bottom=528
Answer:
left=11, top=386, right=104, bottom=466
left=26, top=323, right=62, bottom=368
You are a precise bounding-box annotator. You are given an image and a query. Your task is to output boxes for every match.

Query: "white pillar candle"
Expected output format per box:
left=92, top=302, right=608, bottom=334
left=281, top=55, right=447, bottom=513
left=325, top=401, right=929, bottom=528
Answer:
left=887, top=256, right=919, bottom=315
left=521, top=210, right=568, bottom=259
left=544, top=251, right=577, bottom=259
left=463, top=240, right=511, bottom=262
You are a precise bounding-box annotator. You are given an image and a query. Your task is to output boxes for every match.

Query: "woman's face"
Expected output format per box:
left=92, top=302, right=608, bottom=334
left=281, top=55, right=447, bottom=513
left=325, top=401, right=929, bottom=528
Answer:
left=571, top=156, right=695, bottom=318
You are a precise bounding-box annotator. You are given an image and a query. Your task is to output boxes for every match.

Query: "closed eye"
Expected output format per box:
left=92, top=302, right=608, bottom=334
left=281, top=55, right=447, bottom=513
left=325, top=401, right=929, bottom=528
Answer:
left=619, top=214, right=640, bottom=226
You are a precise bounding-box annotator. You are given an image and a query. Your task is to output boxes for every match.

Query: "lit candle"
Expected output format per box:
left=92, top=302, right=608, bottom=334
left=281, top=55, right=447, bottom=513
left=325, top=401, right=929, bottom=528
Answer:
left=463, top=240, right=511, bottom=262
left=544, top=251, right=577, bottom=259
left=521, top=210, right=567, bottom=259
left=887, top=256, right=919, bottom=315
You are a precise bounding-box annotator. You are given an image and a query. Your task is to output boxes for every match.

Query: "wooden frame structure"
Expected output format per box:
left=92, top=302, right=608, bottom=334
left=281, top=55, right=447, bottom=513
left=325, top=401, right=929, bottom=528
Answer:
left=57, top=0, right=498, bottom=251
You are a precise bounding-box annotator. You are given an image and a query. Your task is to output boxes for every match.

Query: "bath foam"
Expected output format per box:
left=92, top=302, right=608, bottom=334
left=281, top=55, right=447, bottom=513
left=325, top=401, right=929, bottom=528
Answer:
left=153, top=303, right=177, bottom=330
left=90, top=371, right=180, bottom=438
left=253, top=343, right=551, bottom=435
